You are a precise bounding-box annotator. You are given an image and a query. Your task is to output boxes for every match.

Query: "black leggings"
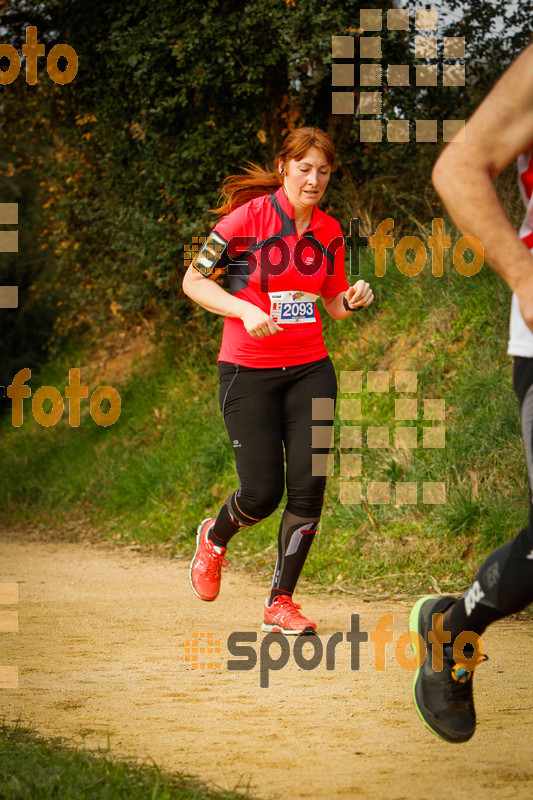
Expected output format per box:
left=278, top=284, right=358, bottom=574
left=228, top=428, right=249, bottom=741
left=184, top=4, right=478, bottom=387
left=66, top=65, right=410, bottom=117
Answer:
left=217, top=356, right=337, bottom=520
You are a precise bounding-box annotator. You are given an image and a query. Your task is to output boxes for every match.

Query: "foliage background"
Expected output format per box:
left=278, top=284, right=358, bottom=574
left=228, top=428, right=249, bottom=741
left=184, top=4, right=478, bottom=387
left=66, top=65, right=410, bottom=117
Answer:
left=0, top=0, right=530, bottom=380
left=0, top=0, right=532, bottom=595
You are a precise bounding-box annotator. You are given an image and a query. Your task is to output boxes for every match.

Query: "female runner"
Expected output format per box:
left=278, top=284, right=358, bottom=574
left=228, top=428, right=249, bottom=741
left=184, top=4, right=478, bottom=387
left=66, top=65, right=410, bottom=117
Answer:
left=182, top=126, right=373, bottom=634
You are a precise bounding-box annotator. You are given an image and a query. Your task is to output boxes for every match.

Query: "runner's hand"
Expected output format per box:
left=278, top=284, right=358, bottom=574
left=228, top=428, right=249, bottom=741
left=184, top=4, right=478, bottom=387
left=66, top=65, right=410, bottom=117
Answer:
left=241, top=304, right=283, bottom=338
left=345, top=280, right=374, bottom=309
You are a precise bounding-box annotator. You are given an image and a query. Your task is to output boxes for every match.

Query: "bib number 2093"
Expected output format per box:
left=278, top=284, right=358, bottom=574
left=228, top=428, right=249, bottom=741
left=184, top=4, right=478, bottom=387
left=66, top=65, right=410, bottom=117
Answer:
left=281, top=301, right=314, bottom=320
left=269, top=291, right=318, bottom=325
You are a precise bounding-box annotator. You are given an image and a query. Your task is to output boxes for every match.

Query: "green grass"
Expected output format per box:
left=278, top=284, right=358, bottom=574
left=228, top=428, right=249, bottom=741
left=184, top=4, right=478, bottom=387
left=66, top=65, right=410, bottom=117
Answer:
left=0, top=243, right=529, bottom=596
left=0, top=721, right=256, bottom=799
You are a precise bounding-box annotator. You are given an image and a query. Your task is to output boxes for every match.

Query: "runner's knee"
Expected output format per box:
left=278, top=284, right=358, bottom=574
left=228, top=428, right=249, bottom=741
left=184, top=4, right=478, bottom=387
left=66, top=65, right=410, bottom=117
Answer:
left=286, top=477, right=326, bottom=518
left=237, top=484, right=284, bottom=521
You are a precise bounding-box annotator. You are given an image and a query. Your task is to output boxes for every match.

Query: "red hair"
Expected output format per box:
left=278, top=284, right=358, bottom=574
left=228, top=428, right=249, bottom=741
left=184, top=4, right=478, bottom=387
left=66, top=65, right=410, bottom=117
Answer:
left=211, top=126, right=337, bottom=216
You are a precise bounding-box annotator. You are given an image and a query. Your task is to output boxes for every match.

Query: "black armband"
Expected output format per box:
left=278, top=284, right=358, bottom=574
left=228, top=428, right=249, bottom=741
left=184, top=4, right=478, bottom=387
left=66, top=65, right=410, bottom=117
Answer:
left=191, top=231, right=230, bottom=277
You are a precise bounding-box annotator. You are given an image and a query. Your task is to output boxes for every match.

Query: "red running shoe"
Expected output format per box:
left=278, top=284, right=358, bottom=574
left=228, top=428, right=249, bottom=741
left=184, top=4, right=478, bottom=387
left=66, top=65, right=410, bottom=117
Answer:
left=189, top=518, right=228, bottom=602
left=262, top=595, right=317, bottom=635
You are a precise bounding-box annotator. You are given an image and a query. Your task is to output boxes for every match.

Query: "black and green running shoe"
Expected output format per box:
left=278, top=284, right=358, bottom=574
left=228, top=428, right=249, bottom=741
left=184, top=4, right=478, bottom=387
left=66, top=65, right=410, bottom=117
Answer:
left=409, top=595, right=476, bottom=743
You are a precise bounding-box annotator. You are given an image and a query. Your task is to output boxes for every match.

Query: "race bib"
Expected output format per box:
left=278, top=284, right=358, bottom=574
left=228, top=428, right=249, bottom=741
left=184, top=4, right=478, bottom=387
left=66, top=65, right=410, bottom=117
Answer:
left=269, top=290, right=318, bottom=324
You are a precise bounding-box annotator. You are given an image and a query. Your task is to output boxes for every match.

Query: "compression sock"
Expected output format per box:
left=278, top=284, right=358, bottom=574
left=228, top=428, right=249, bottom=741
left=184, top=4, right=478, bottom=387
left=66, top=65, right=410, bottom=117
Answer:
left=269, top=508, right=319, bottom=604
left=209, top=490, right=259, bottom=548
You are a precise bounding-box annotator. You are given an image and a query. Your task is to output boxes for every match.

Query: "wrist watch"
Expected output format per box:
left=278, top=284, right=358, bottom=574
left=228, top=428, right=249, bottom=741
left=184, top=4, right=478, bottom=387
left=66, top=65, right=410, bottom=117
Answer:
left=343, top=295, right=362, bottom=313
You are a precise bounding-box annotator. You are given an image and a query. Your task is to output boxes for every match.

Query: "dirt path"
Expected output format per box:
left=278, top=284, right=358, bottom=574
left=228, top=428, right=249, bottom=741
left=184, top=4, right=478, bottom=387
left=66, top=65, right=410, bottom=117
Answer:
left=0, top=532, right=532, bottom=800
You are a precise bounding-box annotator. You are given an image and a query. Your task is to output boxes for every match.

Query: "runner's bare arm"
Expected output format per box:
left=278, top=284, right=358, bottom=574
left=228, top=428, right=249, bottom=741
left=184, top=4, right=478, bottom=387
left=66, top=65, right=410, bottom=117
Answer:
left=182, top=234, right=282, bottom=337
left=432, top=44, right=533, bottom=307
left=183, top=262, right=250, bottom=320
left=322, top=280, right=374, bottom=319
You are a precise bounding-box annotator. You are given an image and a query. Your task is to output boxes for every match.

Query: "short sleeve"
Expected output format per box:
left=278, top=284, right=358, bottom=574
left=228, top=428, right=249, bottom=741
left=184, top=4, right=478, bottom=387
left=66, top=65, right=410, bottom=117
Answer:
left=212, top=202, right=249, bottom=244
left=320, top=224, right=349, bottom=298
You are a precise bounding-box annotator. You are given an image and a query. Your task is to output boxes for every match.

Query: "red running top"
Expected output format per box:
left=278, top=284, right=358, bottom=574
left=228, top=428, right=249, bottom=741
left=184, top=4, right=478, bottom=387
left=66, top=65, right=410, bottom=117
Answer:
left=212, top=185, right=349, bottom=368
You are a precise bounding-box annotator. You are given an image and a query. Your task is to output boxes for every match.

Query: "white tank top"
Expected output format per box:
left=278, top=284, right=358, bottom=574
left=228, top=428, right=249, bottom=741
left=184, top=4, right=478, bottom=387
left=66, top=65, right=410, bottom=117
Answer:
left=508, top=147, right=533, bottom=356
